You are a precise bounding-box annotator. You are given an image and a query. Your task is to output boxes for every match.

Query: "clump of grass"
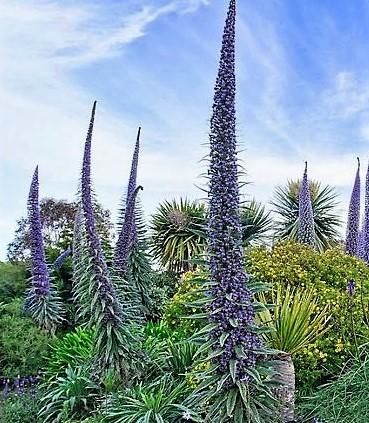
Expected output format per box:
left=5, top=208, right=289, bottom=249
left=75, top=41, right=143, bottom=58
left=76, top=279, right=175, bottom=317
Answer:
left=298, top=353, right=369, bottom=423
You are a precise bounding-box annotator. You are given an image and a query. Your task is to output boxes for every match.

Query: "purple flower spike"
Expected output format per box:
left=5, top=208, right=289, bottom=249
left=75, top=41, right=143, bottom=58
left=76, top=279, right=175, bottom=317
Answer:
left=345, top=158, right=361, bottom=256
left=80, top=101, right=123, bottom=323
left=25, top=166, right=63, bottom=331
left=207, top=0, right=262, bottom=384
left=359, top=160, right=369, bottom=262
left=114, top=185, right=143, bottom=275
left=114, top=127, right=142, bottom=275
left=347, top=279, right=356, bottom=297
left=27, top=166, right=51, bottom=297
left=297, top=162, right=316, bottom=248
left=53, top=246, right=72, bottom=270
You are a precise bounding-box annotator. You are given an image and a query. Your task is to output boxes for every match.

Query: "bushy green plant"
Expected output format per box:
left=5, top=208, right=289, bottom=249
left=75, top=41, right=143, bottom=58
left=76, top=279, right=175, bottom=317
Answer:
left=45, top=327, right=94, bottom=379
left=104, top=376, right=195, bottom=423
left=247, top=241, right=369, bottom=393
left=39, top=366, right=99, bottom=423
left=298, top=354, right=369, bottom=422
left=0, top=392, right=40, bottom=423
left=163, top=271, right=204, bottom=335
left=0, top=262, right=27, bottom=303
left=0, top=299, right=51, bottom=377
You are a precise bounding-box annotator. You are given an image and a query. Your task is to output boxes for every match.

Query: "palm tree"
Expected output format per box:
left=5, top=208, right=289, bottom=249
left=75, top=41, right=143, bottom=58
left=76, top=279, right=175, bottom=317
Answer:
left=150, top=199, right=206, bottom=273
left=272, top=180, right=341, bottom=250
left=241, top=199, right=273, bottom=246
left=258, top=285, right=330, bottom=422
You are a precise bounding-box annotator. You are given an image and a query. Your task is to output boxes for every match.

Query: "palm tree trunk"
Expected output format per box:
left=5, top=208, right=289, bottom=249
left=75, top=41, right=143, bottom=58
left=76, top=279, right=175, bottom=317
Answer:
left=273, top=353, right=295, bottom=422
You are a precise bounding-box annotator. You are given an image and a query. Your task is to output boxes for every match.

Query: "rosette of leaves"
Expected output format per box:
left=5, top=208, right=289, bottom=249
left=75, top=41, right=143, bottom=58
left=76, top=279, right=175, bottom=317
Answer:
left=272, top=179, right=341, bottom=251
left=150, top=198, right=206, bottom=273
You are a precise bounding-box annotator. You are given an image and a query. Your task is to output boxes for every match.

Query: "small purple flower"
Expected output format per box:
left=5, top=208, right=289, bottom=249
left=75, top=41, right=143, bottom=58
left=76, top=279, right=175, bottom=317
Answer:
left=345, top=158, right=361, bottom=256
left=347, top=279, right=356, bottom=297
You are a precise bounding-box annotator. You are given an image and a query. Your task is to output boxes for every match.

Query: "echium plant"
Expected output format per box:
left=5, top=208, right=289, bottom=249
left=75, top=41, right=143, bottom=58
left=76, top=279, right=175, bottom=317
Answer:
left=359, top=160, right=369, bottom=262
left=345, top=158, right=361, bottom=256
left=79, top=101, right=137, bottom=378
left=25, top=166, right=64, bottom=333
left=114, top=128, right=154, bottom=320
left=187, top=2, right=277, bottom=421
left=297, top=162, right=316, bottom=248
left=114, top=127, right=142, bottom=275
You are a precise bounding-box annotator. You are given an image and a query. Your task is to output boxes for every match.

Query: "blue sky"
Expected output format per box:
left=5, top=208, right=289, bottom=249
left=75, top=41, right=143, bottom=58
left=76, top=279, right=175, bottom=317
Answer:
left=1, top=0, right=369, bottom=259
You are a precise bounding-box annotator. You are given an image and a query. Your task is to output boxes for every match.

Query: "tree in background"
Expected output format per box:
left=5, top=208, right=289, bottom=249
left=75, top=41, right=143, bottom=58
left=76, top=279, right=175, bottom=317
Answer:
left=240, top=199, right=273, bottom=246
left=7, top=198, right=113, bottom=262
left=150, top=198, right=206, bottom=273
left=272, top=179, right=341, bottom=250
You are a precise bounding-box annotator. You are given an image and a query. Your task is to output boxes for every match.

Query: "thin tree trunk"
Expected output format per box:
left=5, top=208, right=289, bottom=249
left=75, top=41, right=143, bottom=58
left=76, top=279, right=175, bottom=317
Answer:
left=273, top=353, right=295, bottom=422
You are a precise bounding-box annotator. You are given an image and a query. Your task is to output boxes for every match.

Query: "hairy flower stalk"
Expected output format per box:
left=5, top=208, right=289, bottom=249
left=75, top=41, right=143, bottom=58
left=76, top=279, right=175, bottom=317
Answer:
left=359, top=160, right=369, bottom=262
left=25, top=166, right=63, bottom=332
left=297, top=162, right=316, bottom=248
left=114, top=127, right=142, bottom=274
left=345, top=158, right=361, bottom=256
left=207, top=0, right=262, bottom=386
left=114, top=185, right=143, bottom=276
left=53, top=246, right=72, bottom=270
left=186, top=2, right=277, bottom=421
left=80, top=102, right=136, bottom=375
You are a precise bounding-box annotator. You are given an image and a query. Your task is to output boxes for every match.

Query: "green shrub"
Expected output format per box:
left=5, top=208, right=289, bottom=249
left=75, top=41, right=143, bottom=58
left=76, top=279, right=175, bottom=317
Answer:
left=163, top=271, right=205, bottom=335
left=298, top=354, right=369, bottom=422
left=0, top=262, right=27, bottom=303
left=104, top=376, right=194, bottom=423
left=247, top=241, right=369, bottom=393
left=45, top=327, right=94, bottom=379
left=39, top=366, right=99, bottom=423
left=0, top=299, right=51, bottom=377
left=0, top=392, right=40, bottom=423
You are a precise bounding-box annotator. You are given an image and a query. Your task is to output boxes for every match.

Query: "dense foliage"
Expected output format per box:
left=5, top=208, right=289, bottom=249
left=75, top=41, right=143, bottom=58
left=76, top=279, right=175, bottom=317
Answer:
left=2, top=1, right=369, bottom=422
left=247, top=241, right=369, bottom=392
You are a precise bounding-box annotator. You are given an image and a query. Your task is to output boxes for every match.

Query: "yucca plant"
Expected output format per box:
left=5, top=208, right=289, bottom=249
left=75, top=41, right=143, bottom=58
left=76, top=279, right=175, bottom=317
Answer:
left=272, top=179, right=341, bottom=251
left=104, top=377, right=196, bottom=423
left=150, top=198, right=206, bottom=273
left=241, top=199, right=273, bottom=246
left=258, top=285, right=331, bottom=422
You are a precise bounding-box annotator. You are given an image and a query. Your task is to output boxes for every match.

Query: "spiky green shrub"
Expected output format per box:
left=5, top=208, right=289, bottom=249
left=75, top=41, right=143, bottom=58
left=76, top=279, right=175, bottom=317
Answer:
left=247, top=241, right=369, bottom=393
left=104, top=376, right=195, bottom=423
left=45, top=327, right=94, bottom=379
left=39, top=366, right=99, bottom=423
left=150, top=198, right=206, bottom=273
left=272, top=179, right=341, bottom=250
left=240, top=199, right=273, bottom=246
